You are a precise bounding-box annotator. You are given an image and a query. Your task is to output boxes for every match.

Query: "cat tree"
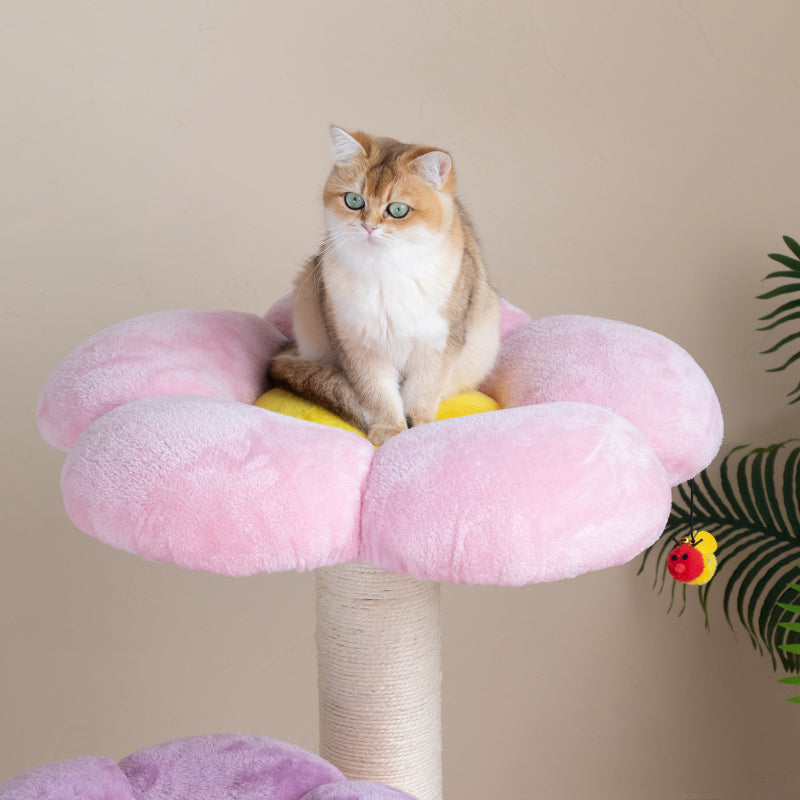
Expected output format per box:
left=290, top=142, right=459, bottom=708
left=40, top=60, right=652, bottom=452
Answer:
left=4, top=296, right=723, bottom=800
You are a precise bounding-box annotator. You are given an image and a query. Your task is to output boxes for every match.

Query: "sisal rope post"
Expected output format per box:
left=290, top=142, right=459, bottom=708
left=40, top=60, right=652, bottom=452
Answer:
left=316, top=563, right=443, bottom=800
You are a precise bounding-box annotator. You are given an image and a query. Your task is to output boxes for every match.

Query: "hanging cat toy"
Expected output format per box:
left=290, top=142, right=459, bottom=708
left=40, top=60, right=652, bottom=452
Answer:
left=667, top=479, right=717, bottom=585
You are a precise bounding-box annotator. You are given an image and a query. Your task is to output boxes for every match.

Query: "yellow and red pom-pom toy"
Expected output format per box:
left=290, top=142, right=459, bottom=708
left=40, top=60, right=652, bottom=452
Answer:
left=667, top=531, right=717, bottom=585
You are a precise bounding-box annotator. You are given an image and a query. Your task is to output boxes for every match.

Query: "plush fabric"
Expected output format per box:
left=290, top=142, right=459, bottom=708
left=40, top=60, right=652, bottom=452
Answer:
left=256, top=388, right=365, bottom=437
left=119, top=735, right=344, bottom=800
left=38, top=310, right=286, bottom=452
left=263, top=293, right=295, bottom=339
left=0, top=756, right=135, bottom=800
left=62, top=396, right=373, bottom=575
left=301, top=783, right=416, bottom=800
left=255, top=388, right=501, bottom=441
left=360, top=403, right=671, bottom=585
left=0, top=735, right=416, bottom=800
left=668, top=531, right=718, bottom=585
left=37, top=298, right=723, bottom=585
left=481, top=315, right=723, bottom=484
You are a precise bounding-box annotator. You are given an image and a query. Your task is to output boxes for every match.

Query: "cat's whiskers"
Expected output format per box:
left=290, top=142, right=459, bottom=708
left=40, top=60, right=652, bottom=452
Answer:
left=319, top=230, right=354, bottom=262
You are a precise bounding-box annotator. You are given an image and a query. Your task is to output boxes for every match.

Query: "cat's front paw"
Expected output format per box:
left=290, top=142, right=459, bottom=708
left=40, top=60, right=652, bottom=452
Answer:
left=367, top=423, right=407, bottom=447
left=407, top=411, right=436, bottom=429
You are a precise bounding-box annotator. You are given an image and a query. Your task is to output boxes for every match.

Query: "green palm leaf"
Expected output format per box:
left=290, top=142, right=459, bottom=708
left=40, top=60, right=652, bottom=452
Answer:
left=778, top=566, right=800, bottom=702
left=640, top=443, right=800, bottom=672
left=758, top=237, right=800, bottom=403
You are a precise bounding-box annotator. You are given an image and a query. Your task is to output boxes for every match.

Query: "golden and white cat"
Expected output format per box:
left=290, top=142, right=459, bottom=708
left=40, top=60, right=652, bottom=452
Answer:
left=269, top=127, right=500, bottom=446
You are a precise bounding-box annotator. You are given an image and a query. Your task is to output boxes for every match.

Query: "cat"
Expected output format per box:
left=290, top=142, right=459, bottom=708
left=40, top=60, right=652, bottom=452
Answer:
left=269, top=126, right=500, bottom=447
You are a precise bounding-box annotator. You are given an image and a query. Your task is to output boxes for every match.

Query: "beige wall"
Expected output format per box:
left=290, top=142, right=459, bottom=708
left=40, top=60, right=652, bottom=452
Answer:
left=2, top=2, right=799, bottom=797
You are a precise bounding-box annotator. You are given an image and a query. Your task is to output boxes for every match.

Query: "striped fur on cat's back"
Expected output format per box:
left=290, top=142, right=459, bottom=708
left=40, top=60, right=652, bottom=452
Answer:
left=269, top=127, right=500, bottom=447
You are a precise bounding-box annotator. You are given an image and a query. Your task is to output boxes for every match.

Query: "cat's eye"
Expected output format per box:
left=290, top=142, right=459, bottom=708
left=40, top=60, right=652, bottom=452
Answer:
left=344, top=192, right=365, bottom=210
left=387, top=202, right=410, bottom=219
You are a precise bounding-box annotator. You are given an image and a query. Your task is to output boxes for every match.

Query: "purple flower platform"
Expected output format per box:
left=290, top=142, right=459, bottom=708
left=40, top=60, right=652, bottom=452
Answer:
left=0, top=735, right=415, bottom=800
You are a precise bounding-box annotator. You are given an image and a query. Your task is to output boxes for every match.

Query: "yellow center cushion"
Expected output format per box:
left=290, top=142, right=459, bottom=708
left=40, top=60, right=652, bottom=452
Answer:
left=255, top=388, right=500, bottom=439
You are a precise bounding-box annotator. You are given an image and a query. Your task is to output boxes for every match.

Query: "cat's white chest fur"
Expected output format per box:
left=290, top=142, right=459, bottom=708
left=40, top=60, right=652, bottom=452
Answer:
left=325, top=243, right=454, bottom=371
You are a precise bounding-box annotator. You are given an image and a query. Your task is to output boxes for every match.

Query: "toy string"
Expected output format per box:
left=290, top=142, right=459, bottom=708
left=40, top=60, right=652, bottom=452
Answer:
left=672, top=478, right=697, bottom=546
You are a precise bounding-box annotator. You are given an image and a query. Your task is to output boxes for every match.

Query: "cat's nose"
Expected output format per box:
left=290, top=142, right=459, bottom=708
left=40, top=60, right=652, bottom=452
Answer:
left=362, top=222, right=378, bottom=234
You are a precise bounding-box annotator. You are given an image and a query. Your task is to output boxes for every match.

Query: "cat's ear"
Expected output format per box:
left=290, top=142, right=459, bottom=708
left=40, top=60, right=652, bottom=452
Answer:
left=330, top=126, right=367, bottom=164
left=413, top=150, right=452, bottom=189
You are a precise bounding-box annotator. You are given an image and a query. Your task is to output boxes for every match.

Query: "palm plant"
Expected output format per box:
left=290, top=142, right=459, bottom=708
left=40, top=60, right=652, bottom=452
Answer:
left=759, top=235, right=800, bottom=404
left=641, top=236, right=800, bottom=694
left=777, top=566, right=800, bottom=702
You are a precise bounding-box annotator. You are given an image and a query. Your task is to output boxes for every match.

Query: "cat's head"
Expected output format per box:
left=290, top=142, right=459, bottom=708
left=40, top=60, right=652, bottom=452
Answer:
left=322, top=127, right=457, bottom=255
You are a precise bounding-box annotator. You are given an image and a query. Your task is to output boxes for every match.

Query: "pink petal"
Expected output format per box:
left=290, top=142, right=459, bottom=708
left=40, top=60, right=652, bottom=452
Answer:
left=361, top=403, right=671, bottom=586
left=264, top=293, right=294, bottom=339
left=61, top=396, right=374, bottom=576
left=482, top=316, right=723, bottom=484
left=38, top=310, right=285, bottom=452
left=498, top=297, right=532, bottom=339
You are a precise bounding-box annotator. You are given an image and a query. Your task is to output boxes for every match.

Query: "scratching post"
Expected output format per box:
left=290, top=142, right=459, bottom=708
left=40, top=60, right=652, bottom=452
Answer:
left=316, top=564, right=443, bottom=800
